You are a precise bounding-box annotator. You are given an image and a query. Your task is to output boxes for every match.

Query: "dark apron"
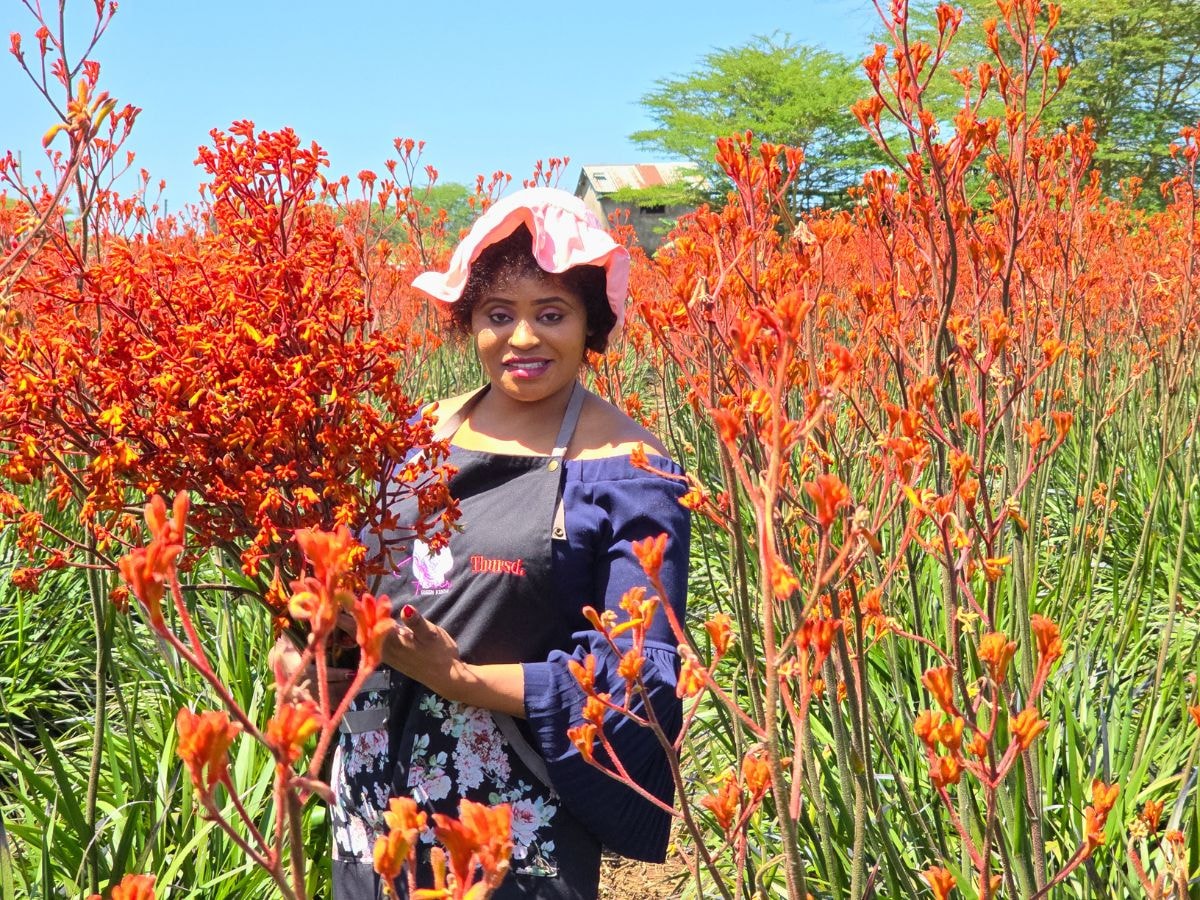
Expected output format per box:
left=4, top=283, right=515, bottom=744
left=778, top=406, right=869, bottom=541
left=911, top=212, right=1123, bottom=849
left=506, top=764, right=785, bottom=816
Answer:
left=333, top=381, right=600, bottom=900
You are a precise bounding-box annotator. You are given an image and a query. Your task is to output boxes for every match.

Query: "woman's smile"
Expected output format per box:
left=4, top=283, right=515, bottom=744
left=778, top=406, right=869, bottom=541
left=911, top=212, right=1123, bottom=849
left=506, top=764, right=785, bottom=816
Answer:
left=502, top=356, right=553, bottom=378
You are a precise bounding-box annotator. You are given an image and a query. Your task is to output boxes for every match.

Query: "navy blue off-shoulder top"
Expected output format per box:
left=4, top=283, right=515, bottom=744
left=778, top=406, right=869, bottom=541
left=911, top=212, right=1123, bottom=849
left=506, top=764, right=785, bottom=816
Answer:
left=522, top=452, right=690, bottom=862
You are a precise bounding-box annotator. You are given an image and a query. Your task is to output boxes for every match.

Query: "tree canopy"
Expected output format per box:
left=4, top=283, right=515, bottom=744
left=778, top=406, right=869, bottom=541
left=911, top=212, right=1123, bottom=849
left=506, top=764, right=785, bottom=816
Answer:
left=908, top=0, right=1200, bottom=197
left=631, top=36, right=878, bottom=210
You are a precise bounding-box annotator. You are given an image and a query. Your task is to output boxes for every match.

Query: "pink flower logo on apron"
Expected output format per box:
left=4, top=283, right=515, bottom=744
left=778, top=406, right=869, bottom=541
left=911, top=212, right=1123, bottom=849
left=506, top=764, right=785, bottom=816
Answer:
left=411, top=539, right=452, bottom=594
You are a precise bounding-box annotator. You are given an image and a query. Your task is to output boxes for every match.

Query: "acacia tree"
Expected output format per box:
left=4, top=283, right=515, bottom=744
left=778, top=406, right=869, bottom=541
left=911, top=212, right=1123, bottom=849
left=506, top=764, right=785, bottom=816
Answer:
left=631, top=35, right=878, bottom=210
left=908, top=0, right=1200, bottom=196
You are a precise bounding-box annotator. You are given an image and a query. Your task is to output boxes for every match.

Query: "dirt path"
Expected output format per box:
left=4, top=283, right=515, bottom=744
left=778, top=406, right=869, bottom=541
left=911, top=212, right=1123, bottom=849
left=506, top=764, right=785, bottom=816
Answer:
left=598, top=851, right=691, bottom=898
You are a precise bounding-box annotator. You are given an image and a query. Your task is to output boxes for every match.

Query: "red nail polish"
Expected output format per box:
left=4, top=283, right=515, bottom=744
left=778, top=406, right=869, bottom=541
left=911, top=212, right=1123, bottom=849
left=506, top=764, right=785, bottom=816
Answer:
left=401, top=604, right=416, bottom=619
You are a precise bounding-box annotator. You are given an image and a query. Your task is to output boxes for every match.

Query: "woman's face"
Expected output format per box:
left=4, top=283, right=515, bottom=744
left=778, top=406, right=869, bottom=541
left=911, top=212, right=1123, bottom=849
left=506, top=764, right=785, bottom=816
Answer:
left=470, top=271, right=589, bottom=405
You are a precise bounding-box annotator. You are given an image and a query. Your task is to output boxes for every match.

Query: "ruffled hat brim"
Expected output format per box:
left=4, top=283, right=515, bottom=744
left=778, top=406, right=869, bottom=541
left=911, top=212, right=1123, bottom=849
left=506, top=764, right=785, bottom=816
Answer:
left=411, top=187, right=629, bottom=336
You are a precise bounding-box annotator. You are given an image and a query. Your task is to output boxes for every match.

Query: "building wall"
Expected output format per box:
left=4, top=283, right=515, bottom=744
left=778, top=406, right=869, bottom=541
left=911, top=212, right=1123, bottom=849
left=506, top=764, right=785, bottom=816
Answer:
left=595, top=198, right=689, bottom=254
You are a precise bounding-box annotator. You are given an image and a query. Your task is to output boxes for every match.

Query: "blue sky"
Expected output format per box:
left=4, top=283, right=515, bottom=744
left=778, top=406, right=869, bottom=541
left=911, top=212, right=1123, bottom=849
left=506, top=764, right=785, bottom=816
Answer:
left=3, top=0, right=879, bottom=208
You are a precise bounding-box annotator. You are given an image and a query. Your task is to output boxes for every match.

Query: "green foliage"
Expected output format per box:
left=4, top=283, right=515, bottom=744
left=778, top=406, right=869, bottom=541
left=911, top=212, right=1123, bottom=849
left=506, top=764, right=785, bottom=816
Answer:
left=631, top=35, right=879, bottom=210
left=0, top=511, right=325, bottom=897
left=351, top=181, right=476, bottom=247
left=418, top=182, right=477, bottom=238
left=909, top=0, right=1200, bottom=199
left=609, top=182, right=698, bottom=210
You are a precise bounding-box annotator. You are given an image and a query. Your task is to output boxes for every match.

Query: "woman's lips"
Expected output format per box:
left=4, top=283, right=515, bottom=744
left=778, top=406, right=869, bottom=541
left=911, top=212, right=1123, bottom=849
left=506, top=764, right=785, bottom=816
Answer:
left=503, top=358, right=551, bottom=378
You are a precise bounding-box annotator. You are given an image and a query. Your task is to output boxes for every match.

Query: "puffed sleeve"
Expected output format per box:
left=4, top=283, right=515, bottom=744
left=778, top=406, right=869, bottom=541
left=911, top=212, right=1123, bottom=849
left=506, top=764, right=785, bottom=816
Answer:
left=521, top=458, right=690, bottom=862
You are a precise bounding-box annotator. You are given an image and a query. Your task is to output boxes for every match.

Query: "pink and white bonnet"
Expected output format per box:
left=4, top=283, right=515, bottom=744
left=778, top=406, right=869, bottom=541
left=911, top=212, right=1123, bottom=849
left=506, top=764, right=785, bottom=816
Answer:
left=411, top=186, right=630, bottom=337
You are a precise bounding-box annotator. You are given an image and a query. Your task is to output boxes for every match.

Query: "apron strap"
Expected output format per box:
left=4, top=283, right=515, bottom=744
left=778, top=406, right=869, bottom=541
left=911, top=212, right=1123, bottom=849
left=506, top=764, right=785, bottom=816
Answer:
left=492, top=712, right=554, bottom=788
left=430, top=385, right=491, bottom=442
left=550, top=381, right=586, bottom=540
left=550, top=381, right=587, bottom=461
left=422, top=381, right=586, bottom=791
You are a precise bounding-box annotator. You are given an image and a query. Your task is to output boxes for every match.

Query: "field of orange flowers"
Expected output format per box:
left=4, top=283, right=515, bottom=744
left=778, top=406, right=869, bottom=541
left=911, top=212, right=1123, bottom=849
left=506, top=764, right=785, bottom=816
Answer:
left=2, top=1, right=1199, bottom=898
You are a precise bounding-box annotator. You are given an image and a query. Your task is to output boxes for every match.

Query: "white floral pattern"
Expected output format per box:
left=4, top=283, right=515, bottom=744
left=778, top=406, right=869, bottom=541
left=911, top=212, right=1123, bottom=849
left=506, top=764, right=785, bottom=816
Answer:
left=331, top=688, right=390, bottom=862
left=407, top=694, right=559, bottom=876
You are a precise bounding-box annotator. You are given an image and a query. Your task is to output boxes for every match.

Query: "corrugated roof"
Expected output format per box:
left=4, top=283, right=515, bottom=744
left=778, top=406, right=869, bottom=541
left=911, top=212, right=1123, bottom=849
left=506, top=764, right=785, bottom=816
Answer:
left=576, top=163, right=698, bottom=195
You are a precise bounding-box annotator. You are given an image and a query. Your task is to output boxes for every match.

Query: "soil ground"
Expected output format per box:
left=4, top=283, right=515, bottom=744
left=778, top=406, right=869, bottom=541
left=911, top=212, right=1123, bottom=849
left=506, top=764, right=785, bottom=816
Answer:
left=598, top=851, right=691, bottom=898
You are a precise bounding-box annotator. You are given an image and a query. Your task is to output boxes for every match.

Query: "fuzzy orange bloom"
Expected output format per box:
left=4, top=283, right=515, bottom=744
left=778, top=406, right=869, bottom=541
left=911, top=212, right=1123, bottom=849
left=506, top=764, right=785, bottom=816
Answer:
left=804, top=473, right=851, bottom=528
left=1010, top=706, right=1048, bottom=750
left=87, top=873, right=157, bottom=900
left=770, top=557, right=801, bottom=600
left=567, top=654, right=597, bottom=693
left=948, top=449, right=972, bottom=484
left=1030, top=615, right=1064, bottom=667
left=936, top=716, right=965, bottom=753
left=1083, top=806, right=1107, bottom=853
left=373, top=797, right=427, bottom=884
left=965, top=732, right=988, bottom=758
left=266, top=700, right=321, bottom=766
left=145, top=493, right=188, bottom=542
left=1083, top=780, right=1120, bottom=854
left=568, top=724, right=597, bottom=763
left=295, top=524, right=358, bottom=585
left=617, top=647, right=644, bottom=682
left=677, top=647, right=707, bottom=698
left=433, top=800, right=512, bottom=894
left=287, top=578, right=334, bottom=632
left=713, top=407, right=744, bottom=446
left=700, top=776, right=741, bottom=832
left=981, top=555, right=1010, bottom=582
left=628, top=442, right=650, bottom=471
left=1022, top=419, right=1049, bottom=450
left=117, top=535, right=184, bottom=631
left=798, top=617, right=841, bottom=671
left=978, top=631, right=1017, bottom=683
left=353, top=592, right=393, bottom=668
left=1041, top=336, right=1066, bottom=364
left=615, top=586, right=644, bottom=620
left=10, top=566, right=40, bottom=593
left=922, top=866, right=956, bottom=900
left=581, top=692, right=608, bottom=726
left=609, top=588, right=658, bottom=640
left=741, top=750, right=771, bottom=798
left=631, top=532, right=668, bottom=579
left=931, top=755, right=962, bottom=789
left=914, top=709, right=940, bottom=751
left=922, top=666, right=956, bottom=714
left=1189, top=705, right=1200, bottom=728
left=1092, top=779, right=1120, bottom=814
left=1140, top=799, right=1164, bottom=833
left=176, top=708, right=240, bottom=794
left=581, top=606, right=617, bottom=635
left=1051, top=410, right=1073, bottom=442
left=704, top=613, right=734, bottom=657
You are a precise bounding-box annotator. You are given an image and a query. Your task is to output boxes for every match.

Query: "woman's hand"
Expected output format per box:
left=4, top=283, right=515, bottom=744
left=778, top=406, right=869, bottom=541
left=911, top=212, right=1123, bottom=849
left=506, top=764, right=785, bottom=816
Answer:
left=269, top=633, right=356, bottom=709
left=381, top=604, right=469, bottom=697
left=379, top=605, right=526, bottom=718
left=269, top=634, right=312, bottom=702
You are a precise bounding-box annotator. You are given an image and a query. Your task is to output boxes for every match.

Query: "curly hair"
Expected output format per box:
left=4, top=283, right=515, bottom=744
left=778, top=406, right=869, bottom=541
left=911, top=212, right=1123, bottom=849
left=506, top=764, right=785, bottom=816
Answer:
left=448, top=224, right=615, bottom=354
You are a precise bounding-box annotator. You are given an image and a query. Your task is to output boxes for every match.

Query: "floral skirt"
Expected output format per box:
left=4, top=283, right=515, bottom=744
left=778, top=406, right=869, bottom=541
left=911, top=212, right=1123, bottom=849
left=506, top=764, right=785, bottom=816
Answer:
left=331, top=674, right=601, bottom=899
left=331, top=671, right=393, bottom=898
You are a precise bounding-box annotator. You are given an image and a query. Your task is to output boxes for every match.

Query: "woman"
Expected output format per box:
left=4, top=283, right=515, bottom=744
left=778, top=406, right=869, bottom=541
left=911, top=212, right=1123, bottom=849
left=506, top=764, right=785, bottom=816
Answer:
left=332, top=188, right=691, bottom=899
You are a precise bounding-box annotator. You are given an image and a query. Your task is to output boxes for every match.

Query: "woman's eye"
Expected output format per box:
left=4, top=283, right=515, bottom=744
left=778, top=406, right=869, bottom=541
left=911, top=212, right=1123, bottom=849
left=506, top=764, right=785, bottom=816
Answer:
left=539, top=311, right=564, bottom=324
left=487, top=311, right=512, bottom=325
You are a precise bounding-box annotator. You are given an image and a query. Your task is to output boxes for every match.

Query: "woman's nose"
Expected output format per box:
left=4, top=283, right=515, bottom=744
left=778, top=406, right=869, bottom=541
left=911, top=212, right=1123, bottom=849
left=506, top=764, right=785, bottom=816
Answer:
left=509, top=318, right=538, bottom=348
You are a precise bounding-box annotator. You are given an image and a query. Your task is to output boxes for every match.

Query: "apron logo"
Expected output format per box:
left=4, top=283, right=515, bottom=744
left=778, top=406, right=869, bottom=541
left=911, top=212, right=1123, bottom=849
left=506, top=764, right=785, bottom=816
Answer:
left=470, top=555, right=527, bottom=576
left=411, top=539, right=453, bottom=595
